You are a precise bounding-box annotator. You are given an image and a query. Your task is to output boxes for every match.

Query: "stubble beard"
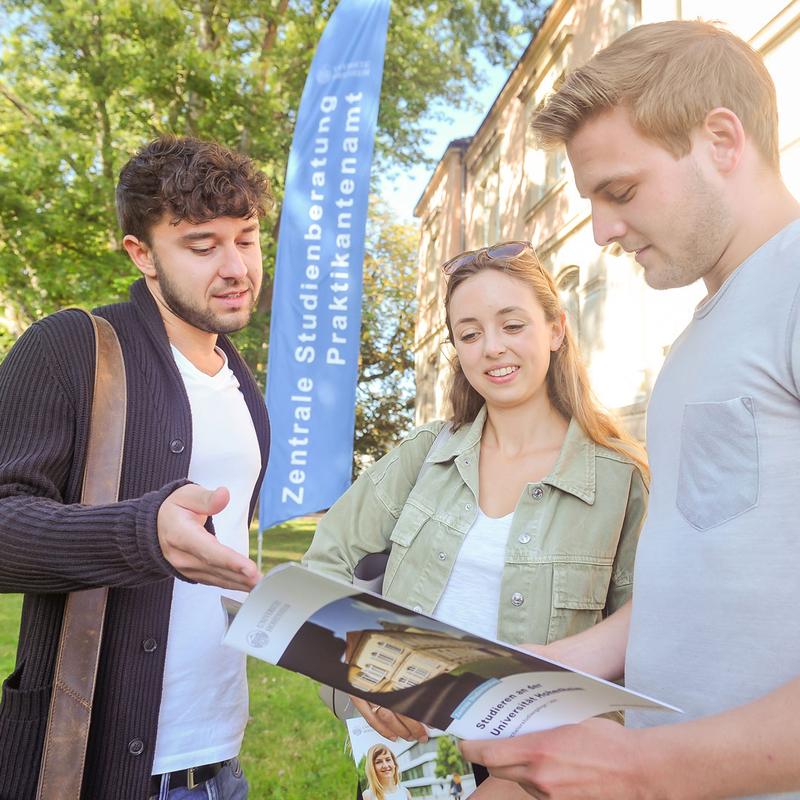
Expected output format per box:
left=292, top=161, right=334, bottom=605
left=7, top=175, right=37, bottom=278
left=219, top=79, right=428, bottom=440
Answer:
left=645, top=161, right=732, bottom=290
left=153, top=253, right=256, bottom=335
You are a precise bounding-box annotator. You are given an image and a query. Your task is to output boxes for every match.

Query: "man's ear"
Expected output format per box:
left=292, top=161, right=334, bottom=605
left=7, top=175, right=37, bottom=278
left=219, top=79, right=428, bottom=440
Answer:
left=122, top=234, right=157, bottom=278
left=701, top=107, right=745, bottom=175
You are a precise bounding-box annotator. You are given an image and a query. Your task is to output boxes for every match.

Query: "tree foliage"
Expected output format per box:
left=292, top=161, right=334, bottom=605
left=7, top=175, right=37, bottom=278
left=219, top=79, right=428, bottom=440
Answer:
left=435, top=734, right=468, bottom=779
left=0, top=0, right=546, bottom=373
left=354, top=197, right=418, bottom=469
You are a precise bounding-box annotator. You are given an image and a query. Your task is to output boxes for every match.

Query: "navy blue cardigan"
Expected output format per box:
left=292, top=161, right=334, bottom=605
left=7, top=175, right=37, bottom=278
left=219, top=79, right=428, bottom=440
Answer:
left=0, top=279, right=270, bottom=800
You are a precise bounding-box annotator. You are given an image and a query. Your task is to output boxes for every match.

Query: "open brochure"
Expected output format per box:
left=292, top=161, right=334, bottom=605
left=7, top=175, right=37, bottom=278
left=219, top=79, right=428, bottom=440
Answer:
left=222, top=563, right=679, bottom=739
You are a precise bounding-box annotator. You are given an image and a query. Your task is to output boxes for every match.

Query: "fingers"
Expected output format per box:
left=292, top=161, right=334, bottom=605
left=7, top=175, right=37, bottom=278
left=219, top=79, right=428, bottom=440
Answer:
left=170, top=483, right=231, bottom=516
left=460, top=738, right=547, bottom=799
left=350, top=696, right=428, bottom=742
left=157, top=484, right=261, bottom=591
left=469, top=777, right=537, bottom=800
left=391, top=709, right=428, bottom=742
left=461, top=733, right=537, bottom=770
left=172, top=539, right=260, bottom=591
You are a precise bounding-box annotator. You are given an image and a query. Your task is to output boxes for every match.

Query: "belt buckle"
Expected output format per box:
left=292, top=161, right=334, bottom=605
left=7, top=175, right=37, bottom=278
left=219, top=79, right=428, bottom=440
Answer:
left=187, top=767, right=198, bottom=790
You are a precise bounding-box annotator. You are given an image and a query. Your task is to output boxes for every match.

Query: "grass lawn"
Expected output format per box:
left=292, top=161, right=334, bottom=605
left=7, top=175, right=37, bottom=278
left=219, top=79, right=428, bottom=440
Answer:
left=0, top=518, right=357, bottom=799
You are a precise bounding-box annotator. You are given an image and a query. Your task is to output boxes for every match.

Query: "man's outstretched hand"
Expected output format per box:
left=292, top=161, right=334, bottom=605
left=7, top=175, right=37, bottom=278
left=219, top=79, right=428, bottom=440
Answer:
left=157, top=484, right=261, bottom=591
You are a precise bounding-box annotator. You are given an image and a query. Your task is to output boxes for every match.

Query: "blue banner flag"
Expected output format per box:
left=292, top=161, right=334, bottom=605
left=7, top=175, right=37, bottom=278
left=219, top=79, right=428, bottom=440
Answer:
left=259, top=0, right=391, bottom=530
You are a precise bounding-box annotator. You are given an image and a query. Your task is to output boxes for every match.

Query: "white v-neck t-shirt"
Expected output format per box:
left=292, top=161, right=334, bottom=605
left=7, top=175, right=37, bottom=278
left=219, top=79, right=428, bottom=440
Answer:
left=152, top=346, right=261, bottom=774
left=433, top=508, right=512, bottom=641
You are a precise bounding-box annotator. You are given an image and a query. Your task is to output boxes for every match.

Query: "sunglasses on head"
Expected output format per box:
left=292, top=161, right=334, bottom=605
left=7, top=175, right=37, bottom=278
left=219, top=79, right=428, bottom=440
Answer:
left=440, top=240, right=534, bottom=275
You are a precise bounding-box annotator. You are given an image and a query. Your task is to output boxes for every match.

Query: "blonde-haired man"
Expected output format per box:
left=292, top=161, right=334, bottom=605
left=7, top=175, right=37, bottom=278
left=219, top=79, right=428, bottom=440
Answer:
left=462, top=20, right=800, bottom=799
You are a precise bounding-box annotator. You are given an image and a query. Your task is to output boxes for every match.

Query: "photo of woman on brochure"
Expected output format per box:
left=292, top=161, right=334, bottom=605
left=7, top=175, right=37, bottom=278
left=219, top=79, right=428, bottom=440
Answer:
left=348, top=717, right=476, bottom=800
left=363, top=744, right=411, bottom=800
left=304, top=240, right=649, bottom=743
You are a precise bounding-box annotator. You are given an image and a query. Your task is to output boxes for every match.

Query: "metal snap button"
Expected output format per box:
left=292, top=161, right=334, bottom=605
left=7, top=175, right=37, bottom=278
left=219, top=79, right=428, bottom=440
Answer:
left=511, top=592, right=524, bottom=607
left=465, top=503, right=472, bottom=511
left=169, top=438, right=185, bottom=454
left=412, top=605, right=422, bottom=613
left=437, top=552, right=447, bottom=561
left=142, top=638, right=157, bottom=653
left=518, top=533, right=531, bottom=544
left=128, top=738, right=145, bottom=756
left=529, top=485, right=544, bottom=500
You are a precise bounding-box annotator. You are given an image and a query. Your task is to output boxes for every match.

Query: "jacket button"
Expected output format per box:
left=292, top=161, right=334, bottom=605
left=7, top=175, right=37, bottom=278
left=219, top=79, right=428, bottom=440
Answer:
left=511, top=592, right=525, bottom=607
left=465, top=503, right=472, bottom=511
left=142, top=638, right=157, bottom=653
left=529, top=485, right=544, bottom=500
left=437, top=552, right=447, bottom=561
left=169, top=438, right=185, bottom=454
left=518, top=533, right=531, bottom=544
left=412, top=605, right=422, bottom=613
left=128, top=738, right=145, bottom=756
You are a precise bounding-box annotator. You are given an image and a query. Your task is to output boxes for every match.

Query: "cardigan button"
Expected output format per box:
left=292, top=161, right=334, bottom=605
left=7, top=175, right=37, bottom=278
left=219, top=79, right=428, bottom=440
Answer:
left=128, top=738, right=145, bottom=756
left=169, top=438, right=185, bottom=454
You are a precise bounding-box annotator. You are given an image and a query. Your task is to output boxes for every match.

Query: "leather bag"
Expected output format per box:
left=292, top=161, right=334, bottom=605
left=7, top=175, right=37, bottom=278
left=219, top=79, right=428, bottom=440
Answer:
left=36, top=312, right=127, bottom=800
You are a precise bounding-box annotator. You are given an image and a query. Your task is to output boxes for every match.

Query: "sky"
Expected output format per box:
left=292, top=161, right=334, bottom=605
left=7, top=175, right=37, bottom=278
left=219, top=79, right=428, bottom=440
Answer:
left=378, top=56, right=513, bottom=224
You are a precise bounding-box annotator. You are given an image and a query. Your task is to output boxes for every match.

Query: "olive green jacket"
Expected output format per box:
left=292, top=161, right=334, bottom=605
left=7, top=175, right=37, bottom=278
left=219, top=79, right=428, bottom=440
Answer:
left=303, top=406, right=647, bottom=647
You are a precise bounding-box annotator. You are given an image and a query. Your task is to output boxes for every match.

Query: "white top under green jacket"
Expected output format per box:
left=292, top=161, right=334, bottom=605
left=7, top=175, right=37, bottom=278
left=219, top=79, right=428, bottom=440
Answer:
left=303, top=406, right=647, bottom=647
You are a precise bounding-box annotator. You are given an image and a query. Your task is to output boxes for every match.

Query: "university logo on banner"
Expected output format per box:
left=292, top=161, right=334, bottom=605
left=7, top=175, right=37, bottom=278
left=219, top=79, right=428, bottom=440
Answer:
left=260, top=0, right=391, bottom=529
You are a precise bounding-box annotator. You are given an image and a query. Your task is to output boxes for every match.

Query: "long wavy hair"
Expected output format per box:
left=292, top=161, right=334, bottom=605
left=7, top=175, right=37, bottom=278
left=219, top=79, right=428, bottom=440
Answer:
left=443, top=245, right=649, bottom=482
left=364, top=745, right=401, bottom=800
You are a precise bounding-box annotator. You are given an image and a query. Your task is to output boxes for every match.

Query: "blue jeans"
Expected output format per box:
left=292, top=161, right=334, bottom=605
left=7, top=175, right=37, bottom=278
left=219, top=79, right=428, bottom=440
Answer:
left=150, top=758, right=248, bottom=800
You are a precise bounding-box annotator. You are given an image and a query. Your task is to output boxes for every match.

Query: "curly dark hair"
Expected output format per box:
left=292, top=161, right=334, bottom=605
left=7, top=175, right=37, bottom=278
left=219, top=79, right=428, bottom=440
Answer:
left=116, top=135, right=273, bottom=243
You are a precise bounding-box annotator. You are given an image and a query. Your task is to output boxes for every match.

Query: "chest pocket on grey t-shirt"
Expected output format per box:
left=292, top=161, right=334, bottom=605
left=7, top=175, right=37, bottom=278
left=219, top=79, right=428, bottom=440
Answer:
left=676, top=397, right=759, bottom=530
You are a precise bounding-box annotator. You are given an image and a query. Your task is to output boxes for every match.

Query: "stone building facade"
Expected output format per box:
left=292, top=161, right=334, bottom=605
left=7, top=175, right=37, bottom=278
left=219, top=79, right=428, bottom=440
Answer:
left=413, top=0, right=800, bottom=436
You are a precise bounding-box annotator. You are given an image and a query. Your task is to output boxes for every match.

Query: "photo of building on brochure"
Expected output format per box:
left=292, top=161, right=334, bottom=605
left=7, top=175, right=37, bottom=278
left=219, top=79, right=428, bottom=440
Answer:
left=346, top=716, right=476, bottom=800
left=276, top=590, right=564, bottom=732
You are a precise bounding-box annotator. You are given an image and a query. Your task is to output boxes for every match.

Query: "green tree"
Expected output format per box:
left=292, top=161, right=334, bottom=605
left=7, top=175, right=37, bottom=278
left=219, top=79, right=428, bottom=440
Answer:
left=354, top=198, right=418, bottom=469
left=0, top=0, right=547, bottom=372
left=356, top=753, right=368, bottom=792
left=435, top=734, right=468, bottom=779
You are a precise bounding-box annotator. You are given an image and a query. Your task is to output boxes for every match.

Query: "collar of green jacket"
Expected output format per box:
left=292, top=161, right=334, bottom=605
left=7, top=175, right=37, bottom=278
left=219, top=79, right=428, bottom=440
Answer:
left=425, top=406, right=600, bottom=506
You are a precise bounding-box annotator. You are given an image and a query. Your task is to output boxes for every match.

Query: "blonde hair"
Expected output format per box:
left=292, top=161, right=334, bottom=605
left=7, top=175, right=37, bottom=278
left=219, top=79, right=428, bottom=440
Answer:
left=531, top=20, right=779, bottom=170
left=444, top=246, right=649, bottom=482
left=364, top=745, right=401, bottom=800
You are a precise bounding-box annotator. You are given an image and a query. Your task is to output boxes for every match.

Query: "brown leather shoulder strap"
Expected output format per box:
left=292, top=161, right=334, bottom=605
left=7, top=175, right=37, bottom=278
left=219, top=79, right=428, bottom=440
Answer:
left=37, top=312, right=127, bottom=800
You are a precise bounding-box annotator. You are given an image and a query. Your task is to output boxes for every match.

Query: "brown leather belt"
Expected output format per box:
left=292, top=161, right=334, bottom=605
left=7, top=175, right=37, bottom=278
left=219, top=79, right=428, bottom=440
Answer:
left=150, top=760, right=230, bottom=793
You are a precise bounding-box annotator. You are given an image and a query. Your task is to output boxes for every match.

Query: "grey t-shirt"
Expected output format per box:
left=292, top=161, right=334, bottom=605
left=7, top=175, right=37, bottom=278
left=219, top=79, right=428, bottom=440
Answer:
left=626, top=220, right=800, bottom=795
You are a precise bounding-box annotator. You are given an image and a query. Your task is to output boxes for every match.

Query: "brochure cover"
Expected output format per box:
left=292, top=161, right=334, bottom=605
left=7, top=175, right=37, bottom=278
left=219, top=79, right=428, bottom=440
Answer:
left=346, top=716, right=475, bottom=800
left=223, top=563, right=679, bottom=739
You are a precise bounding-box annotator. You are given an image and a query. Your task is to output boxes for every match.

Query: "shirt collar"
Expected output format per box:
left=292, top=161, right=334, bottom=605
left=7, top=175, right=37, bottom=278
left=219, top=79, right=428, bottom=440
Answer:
left=427, top=406, right=488, bottom=463
left=427, top=407, right=596, bottom=505
left=544, top=418, right=596, bottom=505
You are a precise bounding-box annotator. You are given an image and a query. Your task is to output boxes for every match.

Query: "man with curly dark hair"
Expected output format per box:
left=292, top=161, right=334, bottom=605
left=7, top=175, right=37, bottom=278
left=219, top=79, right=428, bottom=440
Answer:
left=0, top=135, right=273, bottom=800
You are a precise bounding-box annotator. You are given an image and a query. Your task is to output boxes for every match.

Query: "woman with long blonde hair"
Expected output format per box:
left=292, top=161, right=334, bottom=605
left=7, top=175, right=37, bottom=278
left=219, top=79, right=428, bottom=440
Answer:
left=305, top=241, right=648, bottom=751
left=362, top=745, right=411, bottom=800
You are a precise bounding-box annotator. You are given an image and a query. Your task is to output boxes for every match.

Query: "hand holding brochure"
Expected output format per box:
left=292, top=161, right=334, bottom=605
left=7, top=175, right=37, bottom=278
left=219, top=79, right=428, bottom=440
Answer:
left=223, top=564, right=679, bottom=739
